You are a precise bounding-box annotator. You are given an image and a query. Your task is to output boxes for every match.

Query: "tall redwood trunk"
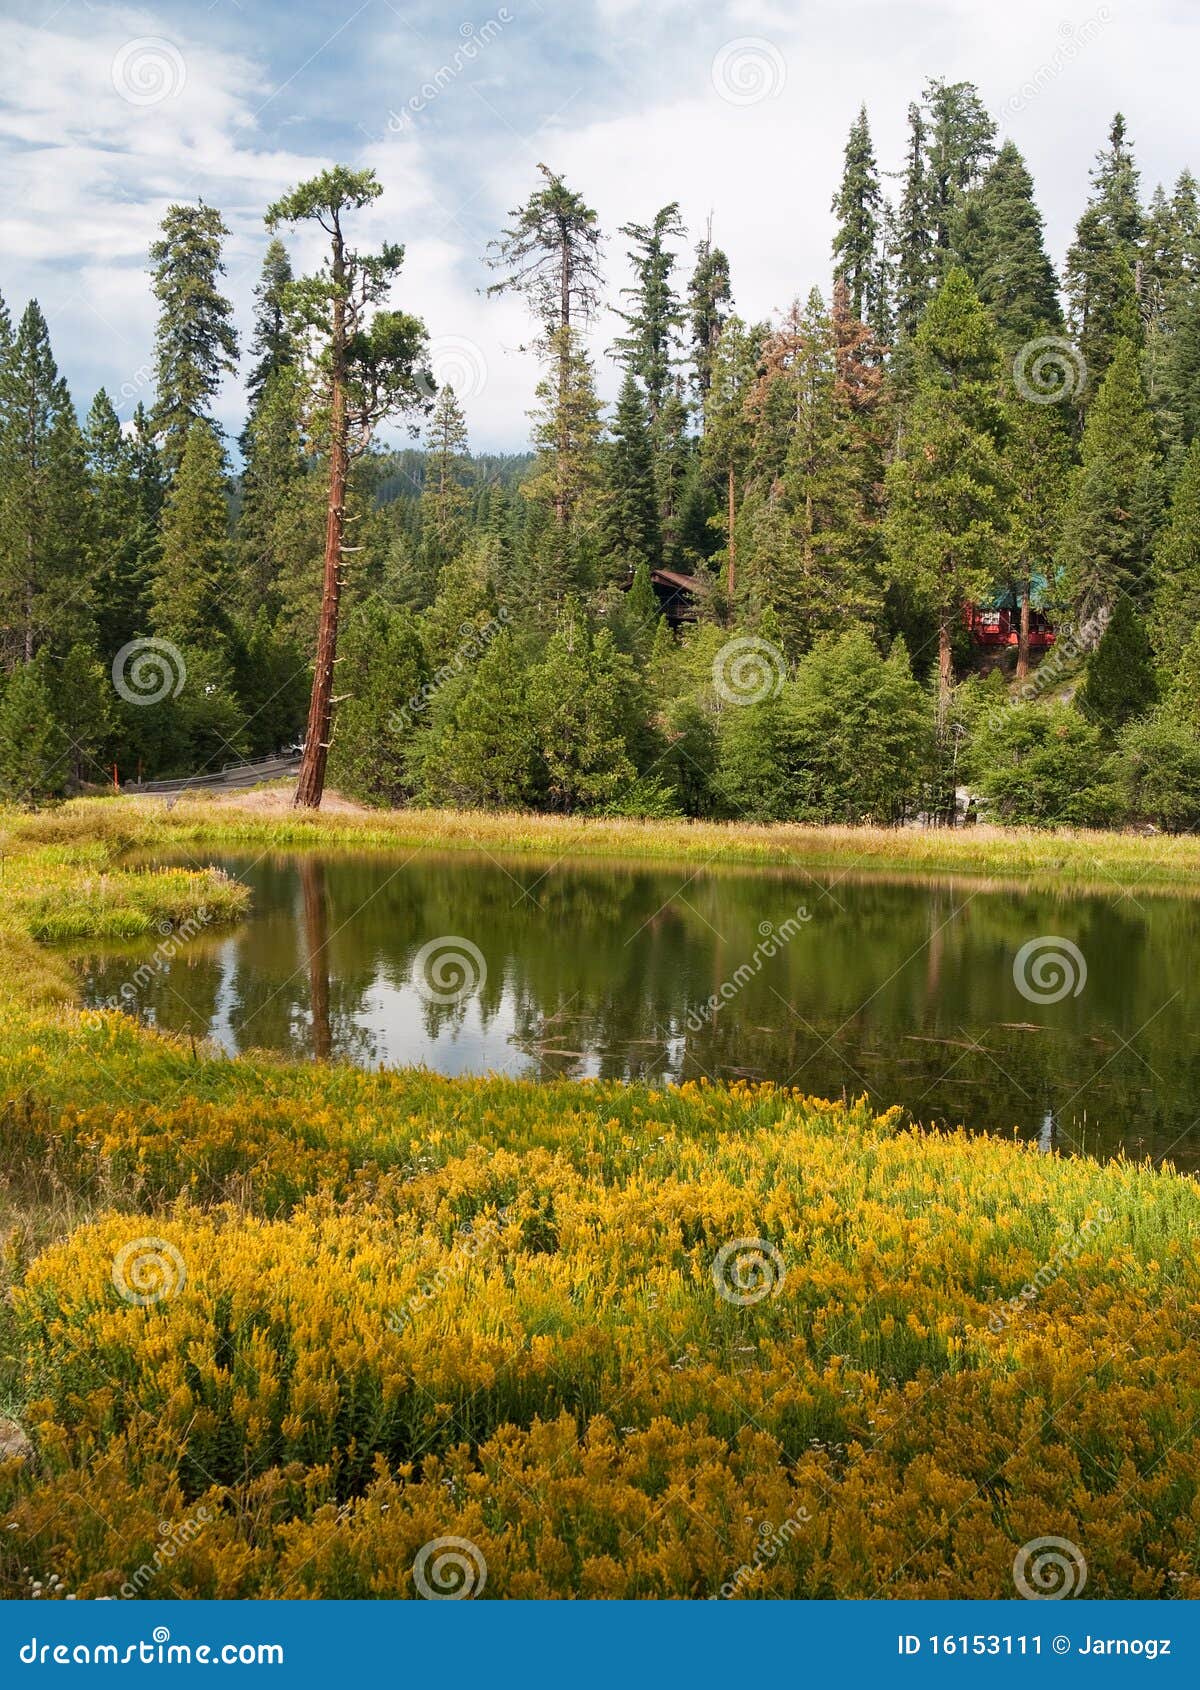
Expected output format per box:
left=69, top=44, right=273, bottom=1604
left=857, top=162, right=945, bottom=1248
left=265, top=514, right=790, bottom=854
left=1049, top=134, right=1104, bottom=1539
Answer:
left=726, top=466, right=736, bottom=599
left=295, top=257, right=348, bottom=811
left=1016, top=581, right=1031, bottom=681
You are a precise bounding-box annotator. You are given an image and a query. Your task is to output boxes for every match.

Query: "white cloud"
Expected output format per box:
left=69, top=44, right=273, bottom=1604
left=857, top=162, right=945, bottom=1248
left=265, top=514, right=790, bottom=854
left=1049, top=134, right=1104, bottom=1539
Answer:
left=2, top=0, right=1200, bottom=455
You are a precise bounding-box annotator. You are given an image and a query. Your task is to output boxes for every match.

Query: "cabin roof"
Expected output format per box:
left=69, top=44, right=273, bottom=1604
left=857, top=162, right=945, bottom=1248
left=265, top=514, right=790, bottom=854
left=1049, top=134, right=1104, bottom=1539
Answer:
left=650, top=568, right=710, bottom=594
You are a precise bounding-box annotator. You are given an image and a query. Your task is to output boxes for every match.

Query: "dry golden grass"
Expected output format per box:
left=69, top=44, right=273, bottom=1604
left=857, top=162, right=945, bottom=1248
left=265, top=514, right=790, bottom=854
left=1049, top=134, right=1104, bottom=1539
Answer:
left=3, top=794, right=1196, bottom=893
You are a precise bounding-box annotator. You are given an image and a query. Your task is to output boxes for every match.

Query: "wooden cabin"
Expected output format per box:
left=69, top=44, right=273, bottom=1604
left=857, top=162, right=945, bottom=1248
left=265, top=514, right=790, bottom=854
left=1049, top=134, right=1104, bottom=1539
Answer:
left=640, top=568, right=710, bottom=629
left=963, top=594, right=1055, bottom=651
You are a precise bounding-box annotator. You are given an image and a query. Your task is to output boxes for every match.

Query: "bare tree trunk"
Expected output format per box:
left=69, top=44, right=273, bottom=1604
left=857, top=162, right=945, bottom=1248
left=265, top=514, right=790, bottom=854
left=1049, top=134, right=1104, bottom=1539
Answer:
left=1016, top=580, right=1031, bottom=681
left=295, top=257, right=347, bottom=811
left=555, top=229, right=570, bottom=526
left=726, top=466, right=736, bottom=599
left=937, top=610, right=953, bottom=732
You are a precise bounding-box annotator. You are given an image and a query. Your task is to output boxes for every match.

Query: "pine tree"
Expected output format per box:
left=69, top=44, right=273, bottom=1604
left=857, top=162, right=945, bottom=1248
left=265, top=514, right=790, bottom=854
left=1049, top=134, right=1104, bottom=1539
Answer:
left=51, top=642, right=113, bottom=787
left=923, top=78, right=997, bottom=256
left=420, top=546, right=499, bottom=672
left=1151, top=437, right=1200, bottom=670
left=327, top=600, right=428, bottom=804
left=1093, top=112, right=1145, bottom=250
left=700, top=315, right=760, bottom=597
left=0, top=301, right=90, bottom=666
left=954, top=142, right=1063, bottom=346
left=787, top=627, right=931, bottom=822
left=244, top=237, right=296, bottom=419
left=1065, top=116, right=1146, bottom=388
left=1078, top=592, right=1157, bottom=733
left=1165, top=284, right=1200, bottom=447
left=892, top=101, right=934, bottom=343
left=1172, top=169, right=1200, bottom=275
left=831, top=105, right=885, bottom=328
left=237, top=364, right=311, bottom=614
left=419, top=385, right=471, bottom=580
left=1056, top=339, right=1162, bottom=619
left=149, top=202, right=239, bottom=473
left=688, top=227, right=732, bottom=425
left=622, top=560, right=661, bottom=648
left=267, top=165, right=431, bottom=808
left=613, top=203, right=686, bottom=423
left=0, top=655, right=67, bottom=803
left=528, top=603, right=637, bottom=811
left=418, top=628, right=538, bottom=809
left=231, top=609, right=310, bottom=758
left=525, top=327, right=604, bottom=539
left=151, top=419, right=233, bottom=650
left=741, top=290, right=886, bottom=653
left=1143, top=184, right=1181, bottom=332
left=884, top=268, right=1010, bottom=726
left=486, top=164, right=603, bottom=526
left=715, top=686, right=797, bottom=821
left=1002, top=399, right=1072, bottom=678
left=129, top=402, right=165, bottom=587
left=830, top=279, right=891, bottom=583
left=86, top=390, right=150, bottom=658
left=485, top=164, right=603, bottom=340
left=602, top=372, right=660, bottom=578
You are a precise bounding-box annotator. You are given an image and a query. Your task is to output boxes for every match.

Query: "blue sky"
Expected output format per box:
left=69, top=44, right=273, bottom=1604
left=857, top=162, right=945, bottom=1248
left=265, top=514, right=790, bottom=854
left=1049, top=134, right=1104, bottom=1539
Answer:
left=2, top=0, right=1199, bottom=450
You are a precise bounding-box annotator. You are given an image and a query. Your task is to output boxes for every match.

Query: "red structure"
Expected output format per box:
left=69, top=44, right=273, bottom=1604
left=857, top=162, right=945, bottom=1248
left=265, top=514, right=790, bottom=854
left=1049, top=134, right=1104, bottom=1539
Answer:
left=963, top=601, right=1055, bottom=650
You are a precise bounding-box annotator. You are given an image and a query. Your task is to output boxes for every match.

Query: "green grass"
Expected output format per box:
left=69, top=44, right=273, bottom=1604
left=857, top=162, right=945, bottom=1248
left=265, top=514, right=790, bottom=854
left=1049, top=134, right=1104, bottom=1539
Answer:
left=0, top=820, right=248, bottom=1006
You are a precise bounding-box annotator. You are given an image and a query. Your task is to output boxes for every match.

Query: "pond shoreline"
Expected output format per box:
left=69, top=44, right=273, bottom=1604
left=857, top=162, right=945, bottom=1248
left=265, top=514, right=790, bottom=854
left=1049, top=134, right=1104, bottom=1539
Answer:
left=10, top=793, right=1200, bottom=895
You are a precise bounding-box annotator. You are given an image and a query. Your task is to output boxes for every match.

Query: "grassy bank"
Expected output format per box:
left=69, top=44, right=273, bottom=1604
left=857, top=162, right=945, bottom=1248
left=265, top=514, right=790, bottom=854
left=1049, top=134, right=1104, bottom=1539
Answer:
left=4, top=792, right=1200, bottom=892
left=0, top=832, right=248, bottom=1007
left=0, top=802, right=1198, bottom=1599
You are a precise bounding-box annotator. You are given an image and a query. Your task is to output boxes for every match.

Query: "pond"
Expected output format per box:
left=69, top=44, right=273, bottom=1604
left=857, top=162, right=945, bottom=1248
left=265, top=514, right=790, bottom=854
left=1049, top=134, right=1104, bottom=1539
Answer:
left=77, top=849, right=1200, bottom=1167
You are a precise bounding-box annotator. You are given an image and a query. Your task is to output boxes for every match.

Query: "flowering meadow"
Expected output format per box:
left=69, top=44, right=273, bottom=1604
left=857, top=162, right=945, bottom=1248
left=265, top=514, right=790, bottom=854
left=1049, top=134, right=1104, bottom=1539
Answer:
left=1, top=809, right=1199, bottom=1599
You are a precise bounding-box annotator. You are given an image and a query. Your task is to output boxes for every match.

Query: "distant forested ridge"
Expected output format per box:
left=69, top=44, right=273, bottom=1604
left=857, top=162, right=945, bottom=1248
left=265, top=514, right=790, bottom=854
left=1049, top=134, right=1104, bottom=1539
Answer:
left=3, top=82, right=1200, bottom=828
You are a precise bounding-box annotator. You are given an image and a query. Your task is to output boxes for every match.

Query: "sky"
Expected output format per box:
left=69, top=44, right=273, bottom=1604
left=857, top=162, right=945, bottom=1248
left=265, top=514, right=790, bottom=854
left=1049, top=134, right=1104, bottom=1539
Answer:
left=1, top=0, right=1198, bottom=453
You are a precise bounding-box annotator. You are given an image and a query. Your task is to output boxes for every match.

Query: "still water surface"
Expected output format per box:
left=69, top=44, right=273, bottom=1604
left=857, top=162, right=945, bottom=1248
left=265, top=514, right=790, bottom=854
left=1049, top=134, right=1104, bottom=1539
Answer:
left=77, top=850, right=1200, bottom=1166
